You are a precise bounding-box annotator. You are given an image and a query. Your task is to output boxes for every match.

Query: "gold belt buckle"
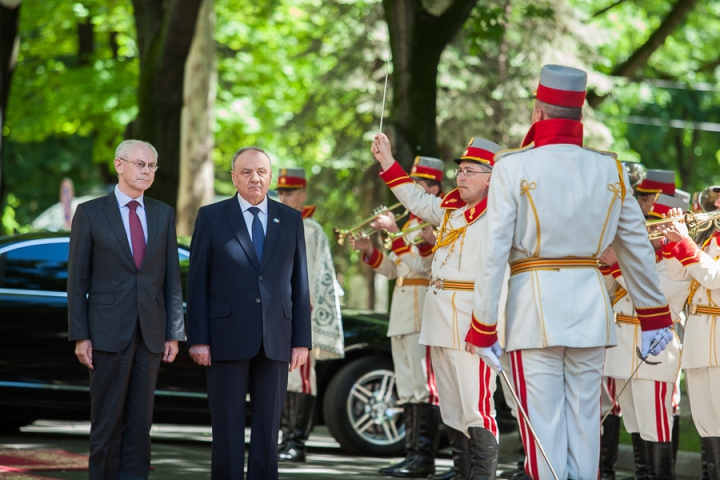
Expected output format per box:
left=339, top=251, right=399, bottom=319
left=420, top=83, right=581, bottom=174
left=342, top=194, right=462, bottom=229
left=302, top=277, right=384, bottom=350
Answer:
left=397, top=277, right=404, bottom=288
left=433, top=278, right=444, bottom=290
left=689, top=304, right=698, bottom=315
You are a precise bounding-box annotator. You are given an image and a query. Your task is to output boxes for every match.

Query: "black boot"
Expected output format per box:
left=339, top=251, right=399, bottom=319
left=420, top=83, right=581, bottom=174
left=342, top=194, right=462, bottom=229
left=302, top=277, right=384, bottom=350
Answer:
left=631, top=432, right=650, bottom=480
left=278, top=391, right=295, bottom=455
left=703, top=437, right=720, bottom=480
left=646, top=441, right=673, bottom=480
left=392, top=404, right=440, bottom=478
left=278, top=392, right=316, bottom=462
left=700, top=437, right=710, bottom=480
left=508, top=446, right=529, bottom=480
left=379, top=404, right=416, bottom=476
left=600, top=415, right=621, bottom=480
left=467, top=427, right=498, bottom=480
left=428, top=426, right=471, bottom=480
left=671, top=414, right=680, bottom=479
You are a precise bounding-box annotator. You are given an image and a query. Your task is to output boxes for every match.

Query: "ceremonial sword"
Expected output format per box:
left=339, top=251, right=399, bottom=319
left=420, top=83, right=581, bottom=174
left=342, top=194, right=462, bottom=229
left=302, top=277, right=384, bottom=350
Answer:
left=600, top=330, right=667, bottom=425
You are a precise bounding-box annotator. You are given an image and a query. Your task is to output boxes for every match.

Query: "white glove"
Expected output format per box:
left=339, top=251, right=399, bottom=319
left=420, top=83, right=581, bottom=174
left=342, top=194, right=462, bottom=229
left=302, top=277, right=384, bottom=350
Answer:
left=641, top=327, right=673, bottom=357
left=474, top=341, right=503, bottom=373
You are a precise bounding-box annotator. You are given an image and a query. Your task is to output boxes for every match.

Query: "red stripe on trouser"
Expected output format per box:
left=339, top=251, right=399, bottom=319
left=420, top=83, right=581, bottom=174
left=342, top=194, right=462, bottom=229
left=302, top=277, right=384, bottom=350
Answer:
left=300, top=360, right=312, bottom=394
left=478, top=362, right=498, bottom=437
left=608, top=378, right=621, bottom=416
left=511, top=351, right=539, bottom=479
left=655, top=382, right=671, bottom=442
left=426, top=346, right=440, bottom=406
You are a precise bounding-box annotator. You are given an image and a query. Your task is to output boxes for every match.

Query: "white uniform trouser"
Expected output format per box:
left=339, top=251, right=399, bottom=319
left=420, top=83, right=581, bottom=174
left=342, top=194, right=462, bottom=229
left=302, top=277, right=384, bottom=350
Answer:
left=601, top=377, right=621, bottom=418
left=392, top=333, right=439, bottom=405
left=686, top=366, right=720, bottom=437
left=430, top=346, right=497, bottom=437
left=509, top=347, right=604, bottom=480
left=287, top=354, right=317, bottom=396
left=615, top=378, right=673, bottom=442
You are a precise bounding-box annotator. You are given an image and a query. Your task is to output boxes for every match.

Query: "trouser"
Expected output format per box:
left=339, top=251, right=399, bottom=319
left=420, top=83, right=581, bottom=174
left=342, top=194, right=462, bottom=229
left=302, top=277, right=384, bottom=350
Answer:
left=614, top=378, right=673, bottom=442
left=686, top=366, right=720, bottom=437
left=89, top=327, right=162, bottom=480
left=287, top=353, right=316, bottom=395
left=509, top=346, right=604, bottom=480
left=430, top=346, right=497, bottom=437
left=601, top=376, right=621, bottom=418
left=392, top=334, right=439, bottom=405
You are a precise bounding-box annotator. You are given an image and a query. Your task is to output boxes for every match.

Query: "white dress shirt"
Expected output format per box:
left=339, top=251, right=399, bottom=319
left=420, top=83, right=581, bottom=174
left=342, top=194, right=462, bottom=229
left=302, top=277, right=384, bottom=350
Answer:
left=114, top=185, right=148, bottom=254
left=237, top=194, right=268, bottom=240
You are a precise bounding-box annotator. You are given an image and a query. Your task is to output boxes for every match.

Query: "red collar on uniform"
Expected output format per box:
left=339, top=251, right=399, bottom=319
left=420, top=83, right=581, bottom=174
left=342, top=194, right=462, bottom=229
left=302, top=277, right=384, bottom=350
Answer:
left=464, top=197, right=487, bottom=225
left=521, top=118, right=584, bottom=148
left=301, top=205, right=316, bottom=219
left=439, top=188, right=487, bottom=224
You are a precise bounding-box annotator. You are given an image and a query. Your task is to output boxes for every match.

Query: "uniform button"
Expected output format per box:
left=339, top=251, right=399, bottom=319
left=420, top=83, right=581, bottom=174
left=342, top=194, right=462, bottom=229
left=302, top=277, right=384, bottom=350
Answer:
left=259, top=276, right=263, bottom=281
left=256, top=298, right=261, bottom=303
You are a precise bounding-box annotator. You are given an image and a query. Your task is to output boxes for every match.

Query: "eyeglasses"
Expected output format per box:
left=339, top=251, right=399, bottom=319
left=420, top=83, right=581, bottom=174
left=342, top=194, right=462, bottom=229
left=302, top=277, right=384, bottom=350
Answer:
left=119, top=158, right=159, bottom=172
left=233, top=168, right=269, bottom=179
left=454, top=167, right=490, bottom=177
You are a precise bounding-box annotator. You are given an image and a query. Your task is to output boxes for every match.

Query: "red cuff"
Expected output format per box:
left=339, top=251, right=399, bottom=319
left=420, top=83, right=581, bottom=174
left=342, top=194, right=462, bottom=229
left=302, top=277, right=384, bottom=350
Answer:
left=363, top=248, right=384, bottom=269
left=669, top=237, right=701, bottom=266
left=391, top=236, right=412, bottom=256
left=636, top=305, right=673, bottom=331
left=418, top=242, right=434, bottom=257
left=379, top=161, right=414, bottom=189
left=464, top=313, right=498, bottom=347
left=600, top=262, right=620, bottom=277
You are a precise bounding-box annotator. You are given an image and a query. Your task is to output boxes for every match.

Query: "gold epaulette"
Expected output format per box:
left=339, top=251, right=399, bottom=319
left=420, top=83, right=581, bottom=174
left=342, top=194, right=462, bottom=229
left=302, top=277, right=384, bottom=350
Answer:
left=493, top=144, right=534, bottom=163
left=582, top=145, right=619, bottom=160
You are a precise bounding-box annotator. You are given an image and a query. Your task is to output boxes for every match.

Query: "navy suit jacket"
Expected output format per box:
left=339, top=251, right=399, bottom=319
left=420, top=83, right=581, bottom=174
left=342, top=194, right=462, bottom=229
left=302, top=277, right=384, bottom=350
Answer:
left=186, top=194, right=312, bottom=362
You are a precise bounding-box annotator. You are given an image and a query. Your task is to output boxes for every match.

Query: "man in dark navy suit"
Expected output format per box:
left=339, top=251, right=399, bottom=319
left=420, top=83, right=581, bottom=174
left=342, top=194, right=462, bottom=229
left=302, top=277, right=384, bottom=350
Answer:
left=186, top=146, right=312, bottom=480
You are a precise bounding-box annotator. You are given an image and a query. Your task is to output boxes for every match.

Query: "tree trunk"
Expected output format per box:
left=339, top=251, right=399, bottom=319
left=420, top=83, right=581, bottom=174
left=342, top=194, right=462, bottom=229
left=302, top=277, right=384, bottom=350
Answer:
left=0, top=0, right=21, bottom=213
left=177, top=0, right=216, bottom=236
left=382, top=0, right=477, bottom=169
left=130, top=0, right=202, bottom=210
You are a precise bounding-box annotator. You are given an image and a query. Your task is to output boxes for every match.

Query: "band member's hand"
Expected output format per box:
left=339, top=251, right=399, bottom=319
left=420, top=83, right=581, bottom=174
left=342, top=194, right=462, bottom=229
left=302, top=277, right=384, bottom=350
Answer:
left=370, top=212, right=399, bottom=233
left=466, top=340, right=503, bottom=373
left=598, top=245, right=617, bottom=266
left=163, top=340, right=179, bottom=363
left=641, top=327, right=673, bottom=358
left=75, top=339, right=93, bottom=370
left=659, top=207, right=689, bottom=242
left=371, top=133, right=395, bottom=171
left=419, top=225, right=436, bottom=246
left=289, top=347, right=309, bottom=372
left=349, top=236, right=375, bottom=257
left=189, top=344, right=212, bottom=366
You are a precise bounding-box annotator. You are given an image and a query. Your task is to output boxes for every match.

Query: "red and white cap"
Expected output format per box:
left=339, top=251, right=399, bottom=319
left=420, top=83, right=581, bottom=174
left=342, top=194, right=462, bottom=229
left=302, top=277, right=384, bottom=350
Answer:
left=635, top=169, right=675, bottom=196
left=649, top=193, right=687, bottom=219
left=535, top=64, right=587, bottom=108
left=410, top=156, right=444, bottom=182
left=454, top=137, right=503, bottom=168
left=276, top=167, right=307, bottom=189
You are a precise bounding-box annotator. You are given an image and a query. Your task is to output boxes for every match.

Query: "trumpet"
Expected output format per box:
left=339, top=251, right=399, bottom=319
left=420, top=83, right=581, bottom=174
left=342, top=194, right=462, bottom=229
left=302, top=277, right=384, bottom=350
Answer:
left=333, top=202, right=408, bottom=245
left=380, top=222, right=432, bottom=250
left=698, top=186, right=720, bottom=213
left=646, top=210, right=720, bottom=240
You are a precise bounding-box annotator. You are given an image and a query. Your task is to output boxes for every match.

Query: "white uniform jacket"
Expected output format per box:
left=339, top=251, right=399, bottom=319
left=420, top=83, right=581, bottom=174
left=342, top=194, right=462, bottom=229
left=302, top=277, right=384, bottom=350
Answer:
left=303, top=207, right=344, bottom=360
left=663, top=234, right=720, bottom=369
left=602, top=254, right=686, bottom=382
left=363, top=215, right=434, bottom=337
left=379, top=162, right=505, bottom=350
left=468, top=140, right=672, bottom=351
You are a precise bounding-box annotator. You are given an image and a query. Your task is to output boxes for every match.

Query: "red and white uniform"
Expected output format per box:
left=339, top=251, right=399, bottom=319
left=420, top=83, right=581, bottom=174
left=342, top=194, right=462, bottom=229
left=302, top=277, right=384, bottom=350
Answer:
left=663, top=233, right=720, bottom=437
left=363, top=215, right=439, bottom=405
left=379, top=162, right=499, bottom=437
left=601, top=253, right=687, bottom=442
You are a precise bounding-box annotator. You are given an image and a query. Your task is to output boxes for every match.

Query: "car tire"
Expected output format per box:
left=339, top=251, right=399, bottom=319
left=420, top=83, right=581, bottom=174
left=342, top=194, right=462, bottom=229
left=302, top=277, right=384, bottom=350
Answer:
left=322, top=356, right=405, bottom=456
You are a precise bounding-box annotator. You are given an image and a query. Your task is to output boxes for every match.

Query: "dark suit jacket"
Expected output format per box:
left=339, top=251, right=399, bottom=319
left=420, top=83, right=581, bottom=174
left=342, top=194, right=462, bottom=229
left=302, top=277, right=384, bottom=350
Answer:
left=67, top=192, right=185, bottom=353
left=186, top=194, right=312, bottom=362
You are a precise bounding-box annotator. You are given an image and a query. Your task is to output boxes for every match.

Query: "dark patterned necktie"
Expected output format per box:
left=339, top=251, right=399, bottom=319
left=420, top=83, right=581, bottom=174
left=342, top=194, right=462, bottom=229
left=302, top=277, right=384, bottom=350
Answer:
left=248, top=206, right=264, bottom=261
left=127, top=200, right=146, bottom=269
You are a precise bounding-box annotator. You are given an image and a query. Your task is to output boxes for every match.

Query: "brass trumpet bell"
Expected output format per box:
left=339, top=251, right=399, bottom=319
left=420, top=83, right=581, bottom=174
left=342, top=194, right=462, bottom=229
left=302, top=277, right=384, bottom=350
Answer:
left=646, top=210, right=720, bottom=240
left=699, top=186, right=720, bottom=213
left=333, top=202, right=408, bottom=245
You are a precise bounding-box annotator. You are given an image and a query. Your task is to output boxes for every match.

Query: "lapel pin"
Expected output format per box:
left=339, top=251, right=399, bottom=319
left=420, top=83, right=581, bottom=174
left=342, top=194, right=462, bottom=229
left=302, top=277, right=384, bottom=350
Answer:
left=273, top=218, right=280, bottom=223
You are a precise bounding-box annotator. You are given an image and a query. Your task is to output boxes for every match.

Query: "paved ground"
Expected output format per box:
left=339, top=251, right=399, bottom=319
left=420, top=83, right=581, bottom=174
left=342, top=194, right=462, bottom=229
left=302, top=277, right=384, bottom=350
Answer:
left=0, top=421, right=701, bottom=479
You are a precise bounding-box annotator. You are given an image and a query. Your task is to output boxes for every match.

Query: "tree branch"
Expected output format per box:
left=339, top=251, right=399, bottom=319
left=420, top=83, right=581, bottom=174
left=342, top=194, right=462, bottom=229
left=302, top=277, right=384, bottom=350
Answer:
left=591, top=0, right=629, bottom=18
left=436, top=0, right=478, bottom=46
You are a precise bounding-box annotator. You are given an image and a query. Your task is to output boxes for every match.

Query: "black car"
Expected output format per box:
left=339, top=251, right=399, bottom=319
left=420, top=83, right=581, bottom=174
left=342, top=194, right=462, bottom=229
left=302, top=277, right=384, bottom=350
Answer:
left=0, top=232, right=404, bottom=455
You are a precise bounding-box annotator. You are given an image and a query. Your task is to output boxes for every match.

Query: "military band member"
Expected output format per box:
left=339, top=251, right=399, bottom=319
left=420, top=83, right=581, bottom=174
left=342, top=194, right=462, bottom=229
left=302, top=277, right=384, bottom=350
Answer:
left=601, top=193, right=689, bottom=479
left=371, top=135, right=505, bottom=478
left=660, top=195, right=720, bottom=480
left=466, top=64, right=673, bottom=480
left=634, top=169, right=677, bottom=217
left=276, top=168, right=345, bottom=462
left=351, top=156, right=443, bottom=478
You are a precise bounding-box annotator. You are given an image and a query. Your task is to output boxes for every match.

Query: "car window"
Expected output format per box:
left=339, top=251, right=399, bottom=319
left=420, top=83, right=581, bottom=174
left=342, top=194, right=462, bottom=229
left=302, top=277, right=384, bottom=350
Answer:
left=0, top=242, right=69, bottom=292
left=178, top=249, right=189, bottom=299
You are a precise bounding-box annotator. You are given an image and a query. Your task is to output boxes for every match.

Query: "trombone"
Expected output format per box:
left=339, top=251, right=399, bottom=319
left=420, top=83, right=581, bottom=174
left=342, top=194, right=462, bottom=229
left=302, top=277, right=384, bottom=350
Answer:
left=334, top=202, right=408, bottom=245
left=646, top=210, right=720, bottom=240
left=380, top=222, right=432, bottom=250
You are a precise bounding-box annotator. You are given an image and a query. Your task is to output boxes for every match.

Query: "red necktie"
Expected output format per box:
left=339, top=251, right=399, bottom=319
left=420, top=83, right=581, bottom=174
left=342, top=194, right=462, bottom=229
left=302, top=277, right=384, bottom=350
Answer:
left=127, top=200, right=146, bottom=269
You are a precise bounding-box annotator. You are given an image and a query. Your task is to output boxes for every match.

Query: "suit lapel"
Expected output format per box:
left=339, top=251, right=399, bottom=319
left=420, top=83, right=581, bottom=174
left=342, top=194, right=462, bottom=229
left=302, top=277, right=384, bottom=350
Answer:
left=139, top=199, right=159, bottom=271
left=226, top=195, right=260, bottom=270
left=102, top=193, right=135, bottom=268
left=259, top=199, right=281, bottom=273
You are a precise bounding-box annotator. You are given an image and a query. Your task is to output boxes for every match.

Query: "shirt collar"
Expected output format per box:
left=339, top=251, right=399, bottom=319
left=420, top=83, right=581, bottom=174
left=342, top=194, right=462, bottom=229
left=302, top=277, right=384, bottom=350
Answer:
left=521, top=118, right=584, bottom=148
left=237, top=193, right=268, bottom=215
left=114, top=185, right=145, bottom=208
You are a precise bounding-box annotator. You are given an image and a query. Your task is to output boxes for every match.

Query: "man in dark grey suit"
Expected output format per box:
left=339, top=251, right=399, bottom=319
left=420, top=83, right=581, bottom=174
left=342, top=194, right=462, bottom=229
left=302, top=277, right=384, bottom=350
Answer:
left=67, top=139, right=185, bottom=480
left=187, top=146, right=312, bottom=480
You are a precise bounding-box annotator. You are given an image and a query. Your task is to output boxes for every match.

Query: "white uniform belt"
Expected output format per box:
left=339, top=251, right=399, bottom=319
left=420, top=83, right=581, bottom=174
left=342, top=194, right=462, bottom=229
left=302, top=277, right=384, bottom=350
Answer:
left=615, top=313, right=640, bottom=325
left=396, top=277, right=430, bottom=288
left=689, top=304, right=720, bottom=316
left=430, top=277, right=474, bottom=291
left=509, top=256, right=599, bottom=276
